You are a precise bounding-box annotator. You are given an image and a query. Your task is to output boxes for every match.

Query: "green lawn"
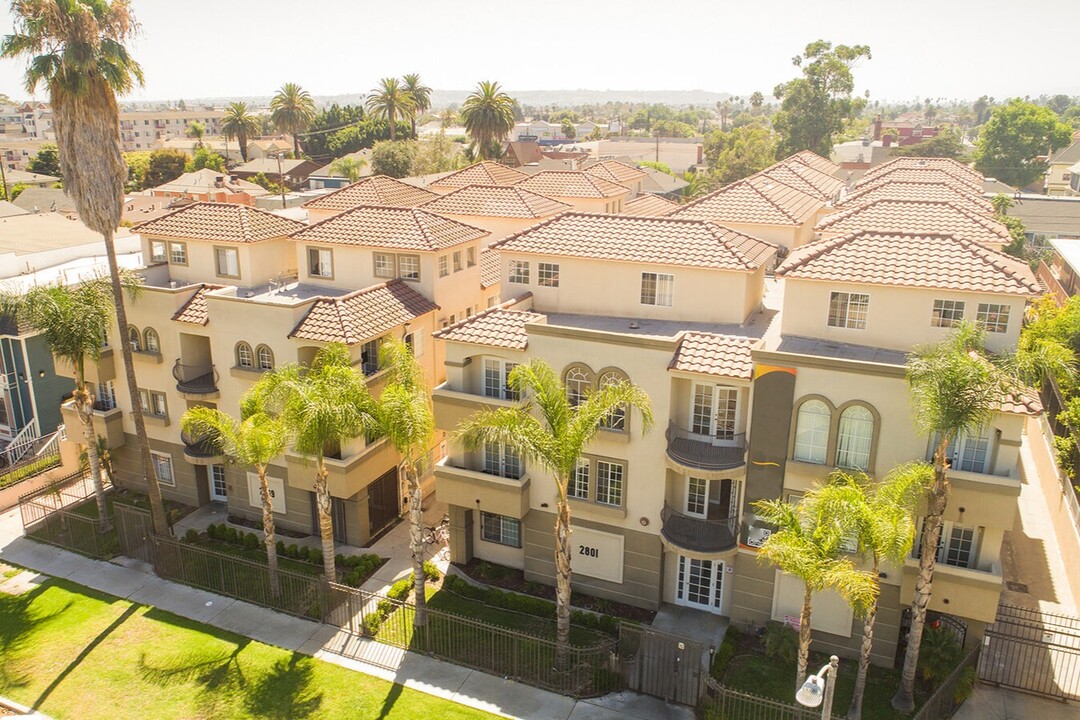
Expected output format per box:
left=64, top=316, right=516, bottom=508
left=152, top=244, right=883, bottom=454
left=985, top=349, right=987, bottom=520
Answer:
left=0, top=578, right=499, bottom=720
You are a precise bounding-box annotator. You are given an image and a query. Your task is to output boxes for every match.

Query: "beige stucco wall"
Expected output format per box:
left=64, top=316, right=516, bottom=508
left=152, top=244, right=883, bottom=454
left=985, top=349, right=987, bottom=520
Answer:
left=144, top=234, right=295, bottom=288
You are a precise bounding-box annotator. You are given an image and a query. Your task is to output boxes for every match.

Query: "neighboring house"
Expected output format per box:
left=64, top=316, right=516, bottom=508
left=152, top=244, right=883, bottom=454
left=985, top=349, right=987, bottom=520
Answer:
left=838, top=179, right=994, bottom=215
left=0, top=137, right=50, bottom=171
left=148, top=137, right=239, bottom=163
left=0, top=201, right=27, bottom=218
left=502, top=141, right=543, bottom=168
left=300, top=175, right=439, bottom=223
left=428, top=162, right=529, bottom=195
left=4, top=168, right=59, bottom=190
left=871, top=116, right=941, bottom=146
left=995, top=194, right=1080, bottom=244
left=815, top=198, right=1012, bottom=251
left=12, top=186, right=78, bottom=219
left=856, top=157, right=984, bottom=192
left=831, top=138, right=893, bottom=170
left=117, top=109, right=226, bottom=151
left=246, top=137, right=295, bottom=161
left=421, top=184, right=572, bottom=246
left=514, top=171, right=630, bottom=213
left=147, top=168, right=269, bottom=206
left=1045, top=141, right=1080, bottom=196
left=582, top=160, right=648, bottom=198
left=622, top=194, right=679, bottom=217
left=231, top=158, right=322, bottom=190
left=1041, top=238, right=1080, bottom=302
left=307, top=150, right=374, bottom=190
left=638, top=166, right=689, bottom=199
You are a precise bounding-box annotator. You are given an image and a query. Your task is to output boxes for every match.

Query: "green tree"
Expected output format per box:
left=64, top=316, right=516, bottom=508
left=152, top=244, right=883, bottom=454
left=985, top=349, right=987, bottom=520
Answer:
left=974, top=99, right=1073, bottom=188
left=461, top=81, right=516, bottom=160
left=772, top=40, right=872, bottom=157
left=27, top=142, right=61, bottom=178
left=185, top=146, right=226, bottom=173
left=146, top=148, right=188, bottom=187
left=250, top=343, right=378, bottom=580
left=7, top=182, right=28, bottom=200
left=892, top=126, right=968, bottom=159
left=367, top=77, right=416, bottom=142
left=989, top=194, right=1029, bottom=258
left=560, top=118, right=576, bottom=140
left=639, top=160, right=672, bottom=175
left=370, top=140, right=416, bottom=178
left=329, top=156, right=368, bottom=183
left=704, top=125, right=778, bottom=185
left=222, top=101, right=260, bottom=162
left=180, top=406, right=289, bottom=595
left=185, top=120, right=205, bottom=148
left=401, top=73, right=432, bottom=138
left=749, top=91, right=765, bottom=115
left=455, top=360, right=653, bottom=661
left=3, top=0, right=171, bottom=536
left=412, top=133, right=463, bottom=175
left=682, top=171, right=708, bottom=199
left=1050, top=94, right=1073, bottom=115
left=247, top=171, right=283, bottom=195
left=123, top=150, right=151, bottom=191
left=270, top=83, right=316, bottom=157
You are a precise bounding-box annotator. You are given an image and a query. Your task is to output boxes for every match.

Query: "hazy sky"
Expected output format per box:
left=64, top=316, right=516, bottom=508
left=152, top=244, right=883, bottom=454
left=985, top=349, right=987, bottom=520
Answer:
left=1, top=0, right=1077, bottom=104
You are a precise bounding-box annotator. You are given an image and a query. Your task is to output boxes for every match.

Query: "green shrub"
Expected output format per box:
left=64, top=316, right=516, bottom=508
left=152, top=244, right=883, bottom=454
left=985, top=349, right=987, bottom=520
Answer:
left=422, top=561, right=441, bottom=581
left=388, top=575, right=413, bottom=601
left=309, top=549, right=323, bottom=566
left=336, top=554, right=347, bottom=568
left=361, top=613, right=381, bottom=637
left=376, top=599, right=393, bottom=617
left=764, top=621, right=798, bottom=664
left=592, top=598, right=613, bottom=614
left=298, top=545, right=311, bottom=562
left=243, top=532, right=260, bottom=550
left=711, top=626, right=739, bottom=680
left=184, top=528, right=199, bottom=543
left=286, top=544, right=298, bottom=559
left=277, top=540, right=286, bottom=556
left=954, top=665, right=977, bottom=703
left=919, top=626, right=963, bottom=686
left=206, top=523, right=218, bottom=540
left=224, top=527, right=238, bottom=545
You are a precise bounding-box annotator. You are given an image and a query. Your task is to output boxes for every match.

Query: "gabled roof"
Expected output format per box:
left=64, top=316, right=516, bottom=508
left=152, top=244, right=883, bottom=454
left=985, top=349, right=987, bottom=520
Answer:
left=300, top=175, right=438, bottom=212
left=582, top=160, right=648, bottom=185
left=671, top=173, right=823, bottom=226
left=429, top=161, right=529, bottom=190
left=670, top=333, right=757, bottom=380
left=172, top=284, right=226, bottom=325
left=492, top=212, right=777, bottom=271
left=815, top=198, right=1011, bottom=245
left=859, top=157, right=984, bottom=186
left=758, top=159, right=846, bottom=200
left=1050, top=141, right=1080, bottom=166
left=622, top=194, right=679, bottom=217
left=786, top=150, right=841, bottom=176
left=135, top=202, right=305, bottom=242
left=854, top=167, right=983, bottom=193
left=148, top=168, right=269, bottom=197
left=480, top=247, right=500, bottom=288
left=515, top=171, right=629, bottom=199
left=776, top=230, right=1040, bottom=296
left=421, top=184, right=572, bottom=218
left=838, top=180, right=993, bottom=213
left=433, top=296, right=543, bottom=350
left=289, top=280, right=439, bottom=345
left=292, top=204, right=489, bottom=251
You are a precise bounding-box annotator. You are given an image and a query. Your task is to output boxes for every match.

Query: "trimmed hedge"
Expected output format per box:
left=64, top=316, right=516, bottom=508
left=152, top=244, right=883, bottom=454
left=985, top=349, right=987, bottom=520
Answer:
left=710, top=625, right=739, bottom=680
left=202, top=524, right=326, bottom=568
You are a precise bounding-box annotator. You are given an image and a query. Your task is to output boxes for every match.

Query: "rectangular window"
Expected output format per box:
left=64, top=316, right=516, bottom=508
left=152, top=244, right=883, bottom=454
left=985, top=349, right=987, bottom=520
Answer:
left=151, top=451, right=175, bottom=486
left=169, top=241, right=187, bottom=265
left=827, top=291, right=869, bottom=329
left=640, top=272, right=674, bottom=306
left=483, top=358, right=519, bottom=401
left=453, top=251, right=462, bottom=272
left=538, top=262, right=560, bottom=288
left=977, top=303, right=1010, bottom=334
left=686, top=477, right=707, bottom=516
left=404, top=330, right=423, bottom=358
left=509, top=260, right=530, bottom=284
left=569, top=459, right=589, bottom=500
left=374, top=252, right=395, bottom=278
left=150, top=240, right=166, bottom=263
left=466, top=246, right=476, bottom=267
left=360, top=338, right=381, bottom=376
left=480, top=512, right=521, bottom=548
left=915, top=521, right=979, bottom=569
left=215, top=246, right=239, bottom=278
left=138, top=389, right=167, bottom=417
left=483, top=442, right=523, bottom=479
left=308, top=247, right=333, bottom=278
left=932, top=299, right=965, bottom=328
left=398, top=254, right=420, bottom=282
left=595, top=460, right=624, bottom=507
left=935, top=427, right=991, bottom=474
left=438, top=254, right=449, bottom=277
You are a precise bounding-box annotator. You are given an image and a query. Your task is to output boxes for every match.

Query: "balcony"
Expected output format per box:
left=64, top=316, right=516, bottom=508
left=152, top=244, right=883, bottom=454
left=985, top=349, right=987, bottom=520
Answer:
left=284, top=437, right=397, bottom=499
left=665, top=422, right=746, bottom=473
left=435, top=459, right=530, bottom=518
left=173, top=361, right=219, bottom=398
left=900, top=558, right=1002, bottom=623
left=60, top=400, right=125, bottom=450
left=432, top=384, right=522, bottom=432
left=660, top=502, right=739, bottom=553
left=182, top=429, right=225, bottom=465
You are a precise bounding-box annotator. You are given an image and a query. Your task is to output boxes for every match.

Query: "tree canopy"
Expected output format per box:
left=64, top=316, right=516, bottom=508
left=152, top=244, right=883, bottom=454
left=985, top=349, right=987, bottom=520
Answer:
left=146, top=148, right=187, bottom=187
left=370, top=140, right=417, bottom=178
left=974, top=99, right=1073, bottom=188
left=703, top=125, right=778, bottom=186
left=27, top=143, right=61, bottom=178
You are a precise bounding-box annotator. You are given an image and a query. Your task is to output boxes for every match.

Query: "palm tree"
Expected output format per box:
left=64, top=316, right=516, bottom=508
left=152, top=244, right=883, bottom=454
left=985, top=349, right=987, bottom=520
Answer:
left=3, top=0, right=170, bottom=536
left=180, top=406, right=289, bottom=595
left=222, top=101, right=259, bottom=163
left=682, top=171, right=708, bottom=199
left=376, top=339, right=434, bottom=625
left=455, top=360, right=653, bottom=660
left=250, top=343, right=378, bottom=580
left=750, top=91, right=765, bottom=115
left=185, top=120, right=205, bottom=148
left=329, top=156, right=367, bottom=183
left=270, top=83, right=316, bottom=157
left=753, top=493, right=877, bottom=693
left=366, top=78, right=415, bottom=142
left=460, top=81, right=516, bottom=160
left=402, top=73, right=432, bottom=138
left=815, top=466, right=930, bottom=720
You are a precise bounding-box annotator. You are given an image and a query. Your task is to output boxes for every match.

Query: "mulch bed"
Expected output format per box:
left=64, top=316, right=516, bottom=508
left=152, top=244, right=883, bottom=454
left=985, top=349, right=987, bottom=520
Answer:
left=227, top=513, right=308, bottom=538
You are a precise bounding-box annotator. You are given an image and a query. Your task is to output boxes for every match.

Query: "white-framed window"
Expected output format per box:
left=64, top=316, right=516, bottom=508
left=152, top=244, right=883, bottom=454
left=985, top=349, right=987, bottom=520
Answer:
left=598, top=371, right=626, bottom=430
left=453, top=251, right=462, bottom=272
left=596, top=460, right=624, bottom=507
left=640, top=272, right=674, bottom=307
left=794, top=399, right=830, bottom=464
left=686, top=477, right=707, bottom=516
left=467, top=246, right=476, bottom=267
left=398, top=254, right=420, bottom=281
left=215, top=246, right=240, bottom=278
left=169, top=241, right=187, bottom=265
left=138, top=389, right=168, bottom=418
left=211, top=464, right=227, bottom=498
left=438, top=254, right=449, bottom=277
left=509, top=260, right=530, bottom=284
left=480, top=512, right=521, bottom=548
left=691, top=383, right=737, bottom=440
left=977, top=303, right=1010, bottom=334
left=256, top=345, right=274, bottom=371
left=836, top=405, right=874, bottom=471
left=483, top=442, right=523, bottom=479
left=932, top=299, right=965, bottom=328
left=374, top=252, right=395, bottom=278
left=143, top=328, right=160, bottom=353
left=236, top=342, right=253, bottom=368
left=828, top=291, right=869, bottom=329
left=569, top=458, right=589, bottom=500
left=308, top=247, right=333, bottom=278
left=404, top=329, right=424, bottom=358
left=914, top=520, right=979, bottom=569
left=483, top=358, right=519, bottom=400
left=150, top=240, right=166, bottom=263
left=128, top=326, right=141, bottom=352
left=151, top=451, right=175, bottom=486
left=565, top=367, right=589, bottom=407
left=360, top=337, right=382, bottom=375
left=538, top=262, right=560, bottom=288
left=933, top=427, right=992, bottom=474
left=96, top=381, right=117, bottom=411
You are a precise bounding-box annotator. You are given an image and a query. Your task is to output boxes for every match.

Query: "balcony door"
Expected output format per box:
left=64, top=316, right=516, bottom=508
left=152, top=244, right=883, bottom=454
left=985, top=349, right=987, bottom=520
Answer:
left=690, top=383, right=737, bottom=442
left=685, top=477, right=738, bottom=522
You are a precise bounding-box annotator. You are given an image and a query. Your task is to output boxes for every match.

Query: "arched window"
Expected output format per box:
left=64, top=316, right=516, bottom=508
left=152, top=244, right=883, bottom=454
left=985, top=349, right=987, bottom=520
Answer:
left=143, top=327, right=159, bottom=353
left=128, top=326, right=141, bottom=352
left=598, top=370, right=627, bottom=430
left=836, top=405, right=874, bottom=470
left=793, top=399, right=830, bottom=464
left=565, top=367, right=590, bottom=407
left=256, top=345, right=274, bottom=371
left=236, top=342, right=253, bottom=368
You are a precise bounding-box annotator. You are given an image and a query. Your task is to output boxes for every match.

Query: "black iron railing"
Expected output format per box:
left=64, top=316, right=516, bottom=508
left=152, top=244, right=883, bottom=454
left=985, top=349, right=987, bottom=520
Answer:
left=660, top=502, right=739, bottom=552
left=665, top=422, right=746, bottom=471
left=173, top=360, right=218, bottom=394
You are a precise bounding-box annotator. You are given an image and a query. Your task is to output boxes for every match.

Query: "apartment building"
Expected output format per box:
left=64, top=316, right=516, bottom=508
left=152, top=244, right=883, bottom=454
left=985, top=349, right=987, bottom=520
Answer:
left=421, top=185, right=572, bottom=247
left=428, top=162, right=529, bottom=194
left=301, top=175, right=439, bottom=223
left=514, top=171, right=631, bottom=213
left=9, top=104, right=226, bottom=151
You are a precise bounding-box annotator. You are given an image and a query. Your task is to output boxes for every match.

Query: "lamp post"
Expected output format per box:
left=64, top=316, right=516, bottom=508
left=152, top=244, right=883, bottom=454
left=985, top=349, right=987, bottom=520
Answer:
left=796, top=655, right=839, bottom=720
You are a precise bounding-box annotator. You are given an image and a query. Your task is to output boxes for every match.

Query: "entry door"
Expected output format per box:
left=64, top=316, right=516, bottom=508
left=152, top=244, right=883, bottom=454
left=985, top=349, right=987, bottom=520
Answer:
left=310, top=493, right=348, bottom=543
left=367, top=467, right=400, bottom=536
left=209, top=464, right=227, bottom=502
left=676, top=556, right=724, bottom=612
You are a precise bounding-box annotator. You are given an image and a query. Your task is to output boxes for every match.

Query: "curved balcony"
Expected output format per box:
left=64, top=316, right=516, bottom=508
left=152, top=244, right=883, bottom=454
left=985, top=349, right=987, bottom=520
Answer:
left=173, top=361, right=219, bottom=397
left=665, top=422, right=746, bottom=472
left=660, top=502, right=739, bottom=553
left=182, top=429, right=225, bottom=464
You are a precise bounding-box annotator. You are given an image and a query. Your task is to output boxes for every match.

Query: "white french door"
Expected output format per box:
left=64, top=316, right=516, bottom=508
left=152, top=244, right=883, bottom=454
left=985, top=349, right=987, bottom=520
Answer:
left=685, top=477, right=739, bottom=521
left=676, top=555, right=726, bottom=612
left=210, top=464, right=228, bottom=502
left=690, top=383, right=738, bottom=440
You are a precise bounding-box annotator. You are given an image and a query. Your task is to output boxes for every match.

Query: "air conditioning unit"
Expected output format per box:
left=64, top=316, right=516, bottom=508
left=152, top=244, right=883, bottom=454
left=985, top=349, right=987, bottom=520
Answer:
left=744, top=525, right=772, bottom=549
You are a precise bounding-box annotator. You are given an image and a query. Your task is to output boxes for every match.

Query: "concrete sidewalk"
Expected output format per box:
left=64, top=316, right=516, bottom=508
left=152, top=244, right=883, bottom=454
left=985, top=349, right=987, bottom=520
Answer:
left=0, top=505, right=691, bottom=720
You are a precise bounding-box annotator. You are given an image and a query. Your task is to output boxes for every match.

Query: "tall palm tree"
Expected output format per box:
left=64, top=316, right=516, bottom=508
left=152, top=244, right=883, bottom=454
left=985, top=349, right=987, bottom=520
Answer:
left=250, top=343, right=377, bottom=580
left=456, top=360, right=653, bottom=660
left=753, top=493, right=877, bottom=693
left=222, top=101, right=260, bottom=162
left=366, top=77, right=415, bottom=142
left=376, top=339, right=434, bottom=626
left=185, top=120, right=205, bottom=148
left=3, top=0, right=170, bottom=536
left=460, top=81, right=516, bottom=160
left=401, top=73, right=431, bottom=138
left=749, top=91, right=765, bottom=115
left=815, top=466, right=929, bottom=720
left=180, top=405, right=289, bottom=595
left=329, top=156, right=367, bottom=183
left=270, top=82, right=316, bottom=157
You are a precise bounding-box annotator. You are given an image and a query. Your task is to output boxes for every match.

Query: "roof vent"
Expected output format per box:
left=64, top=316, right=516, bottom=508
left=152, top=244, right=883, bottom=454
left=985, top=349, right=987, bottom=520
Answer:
left=629, top=321, right=640, bottom=329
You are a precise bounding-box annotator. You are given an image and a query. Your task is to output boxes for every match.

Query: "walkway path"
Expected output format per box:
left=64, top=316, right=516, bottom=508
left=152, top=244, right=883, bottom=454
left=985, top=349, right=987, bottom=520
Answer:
left=0, top=504, right=692, bottom=720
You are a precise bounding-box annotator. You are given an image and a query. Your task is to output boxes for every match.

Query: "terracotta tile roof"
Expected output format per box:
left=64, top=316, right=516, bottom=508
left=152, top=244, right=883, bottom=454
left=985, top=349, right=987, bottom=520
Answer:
left=787, top=150, right=841, bottom=176
left=861, top=157, right=983, bottom=185
left=492, top=212, right=777, bottom=271
left=433, top=297, right=542, bottom=350
left=854, top=167, right=982, bottom=193
left=135, top=202, right=305, bottom=243
left=670, top=332, right=757, bottom=380
left=515, top=171, right=629, bottom=199
left=172, top=284, right=226, bottom=325
left=760, top=159, right=847, bottom=200
left=429, top=161, right=529, bottom=190
left=815, top=198, right=1011, bottom=245
left=837, top=180, right=993, bottom=214
left=671, top=174, right=823, bottom=226
left=301, top=175, right=438, bottom=212
left=480, top=247, right=500, bottom=288
left=776, top=231, right=1040, bottom=296
left=583, top=160, right=648, bottom=185
left=289, top=280, right=438, bottom=344
left=421, top=184, right=572, bottom=218
left=1001, top=387, right=1043, bottom=416
left=623, top=194, right=679, bottom=217
left=291, top=205, right=489, bottom=251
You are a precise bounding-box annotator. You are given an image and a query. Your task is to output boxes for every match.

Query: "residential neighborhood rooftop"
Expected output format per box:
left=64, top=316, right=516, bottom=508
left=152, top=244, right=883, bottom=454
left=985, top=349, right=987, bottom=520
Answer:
left=433, top=297, right=544, bottom=350
left=289, top=279, right=440, bottom=344
left=134, top=201, right=306, bottom=242
left=669, top=332, right=758, bottom=380
left=671, top=173, right=822, bottom=226
left=622, top=194, right=679, bottom=217
left=582, top=159, right=648, bottom=185
left=838, top=179, right=993, bottom=213
left=429, top=161, right=529, bottom=190
left=171, top=284, right=226, bottom=325
left=514, top=170, right=629, bottom=198
left=420, top=184, right=572, bottom=218
left=815, top=197, right=1012, bottom=245
left=300, top=175, right=439, bottom=212
left=291, top=204, right=490, bottom=250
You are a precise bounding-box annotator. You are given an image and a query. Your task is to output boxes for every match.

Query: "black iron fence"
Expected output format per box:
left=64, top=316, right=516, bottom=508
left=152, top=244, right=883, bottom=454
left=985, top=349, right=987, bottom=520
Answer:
left=978, top=603, right=1080, bottom=701
left=913, top=645, right=980, bottom=720
left=18, top=471, right=115, bottom=558
left=700, top=678, right=814, bottom=720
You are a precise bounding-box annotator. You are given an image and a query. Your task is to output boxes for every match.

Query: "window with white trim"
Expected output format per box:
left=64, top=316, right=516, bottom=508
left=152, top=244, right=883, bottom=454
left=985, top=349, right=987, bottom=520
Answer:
left=128, top=326, right=141, bottom=352
left=256, top=345, right=274, bottom=371
left=828, top=292, right=869, bottom=329
left=595, top=460, right=624, bottom=507
left=453, top=251, right=462, bottom=272
left=794, top=400, right=830, bottom=464
left=374, top=252, right=395, bottom=278
left=509, top=260, right=530, bottom=284
left=835, top=405, right=873, bottom=471
left=398, top=254, right=420, bottom=281
left=931, top=299, right=965, bottom=328
left=150, top=240, right=166, bottom=263
left=483, top=358, right=519, bottom=400
left=914, top=520, right=979, bottom=569
left=977, top=303, right=1010, bottom=333
left=640, top=272, right=674, bottom=306
left=151, top=451, right=175, bottom=486
left=169, top=241, right=187, bottom=265
left=308, top=247, right=333, bottom=278
left=481, top=512, right=521, bottom=547
left=215, top=246, right=240, bottom=278
left=360, top=337, right=382, bottom=376
left=467, top=246, right=476, bottom=267
left=404, top=330, right=423, bottom=358
left=569, top=459, right=589, bottom=500
left=538, top=262, right=560, bottom=288
left=236, top=342, right=253, bottom=368
left=598, top=371, right=626, bottom=430
left=144, top=328, right=160, bottom=353
left=932, top=427, right=992, bottom=474
left=438, top=255, right=449, bottom=277
left=483, top=442, right=523, bottom=479
left=565, top=367, right=589, bottom=407
left=139, top=389, right=168, bottom=418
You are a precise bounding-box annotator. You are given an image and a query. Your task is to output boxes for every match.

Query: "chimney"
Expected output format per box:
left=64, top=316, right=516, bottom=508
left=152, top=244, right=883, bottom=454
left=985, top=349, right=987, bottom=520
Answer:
left=882, top=135, right=893, bottom=148
left=872, top=115, right=883, bottom=141
left=214, top=175, right=224, bottom=188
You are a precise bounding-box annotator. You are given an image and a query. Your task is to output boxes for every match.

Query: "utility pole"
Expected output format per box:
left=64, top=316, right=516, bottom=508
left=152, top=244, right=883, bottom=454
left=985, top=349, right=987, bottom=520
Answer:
left=276, top=153, right=286, bottom=209
left=0, top=158, right=8, bottom=201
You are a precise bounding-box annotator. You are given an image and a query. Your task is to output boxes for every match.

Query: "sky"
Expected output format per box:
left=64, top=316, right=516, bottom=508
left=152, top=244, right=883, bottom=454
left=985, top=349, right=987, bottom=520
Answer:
left=0, top=0, right=1078, bottom=104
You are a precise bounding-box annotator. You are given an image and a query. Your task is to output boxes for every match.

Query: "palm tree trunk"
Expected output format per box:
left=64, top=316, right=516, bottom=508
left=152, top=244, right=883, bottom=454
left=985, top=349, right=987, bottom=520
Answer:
left=293, top=133, right=300, bottom=158
left=259, top=467, right=280, bottom=598
left=797, top=583, right=813, bottom=691
left=103, top=228, right=170, bottom=537
left=893, top=444, right=950, bottom=712
left=848, top=558, right=880, bottom=720
left=554, top=492, right=573, bottom=669
left=407, top=459, right=427, bottom=628
left=389, top=110, right=396, bottom=141
left=239, top=131, right=248, bottom=162
left=314, top=461, right=337, bottom=581
left=75, top=383, right=109, bottom=532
